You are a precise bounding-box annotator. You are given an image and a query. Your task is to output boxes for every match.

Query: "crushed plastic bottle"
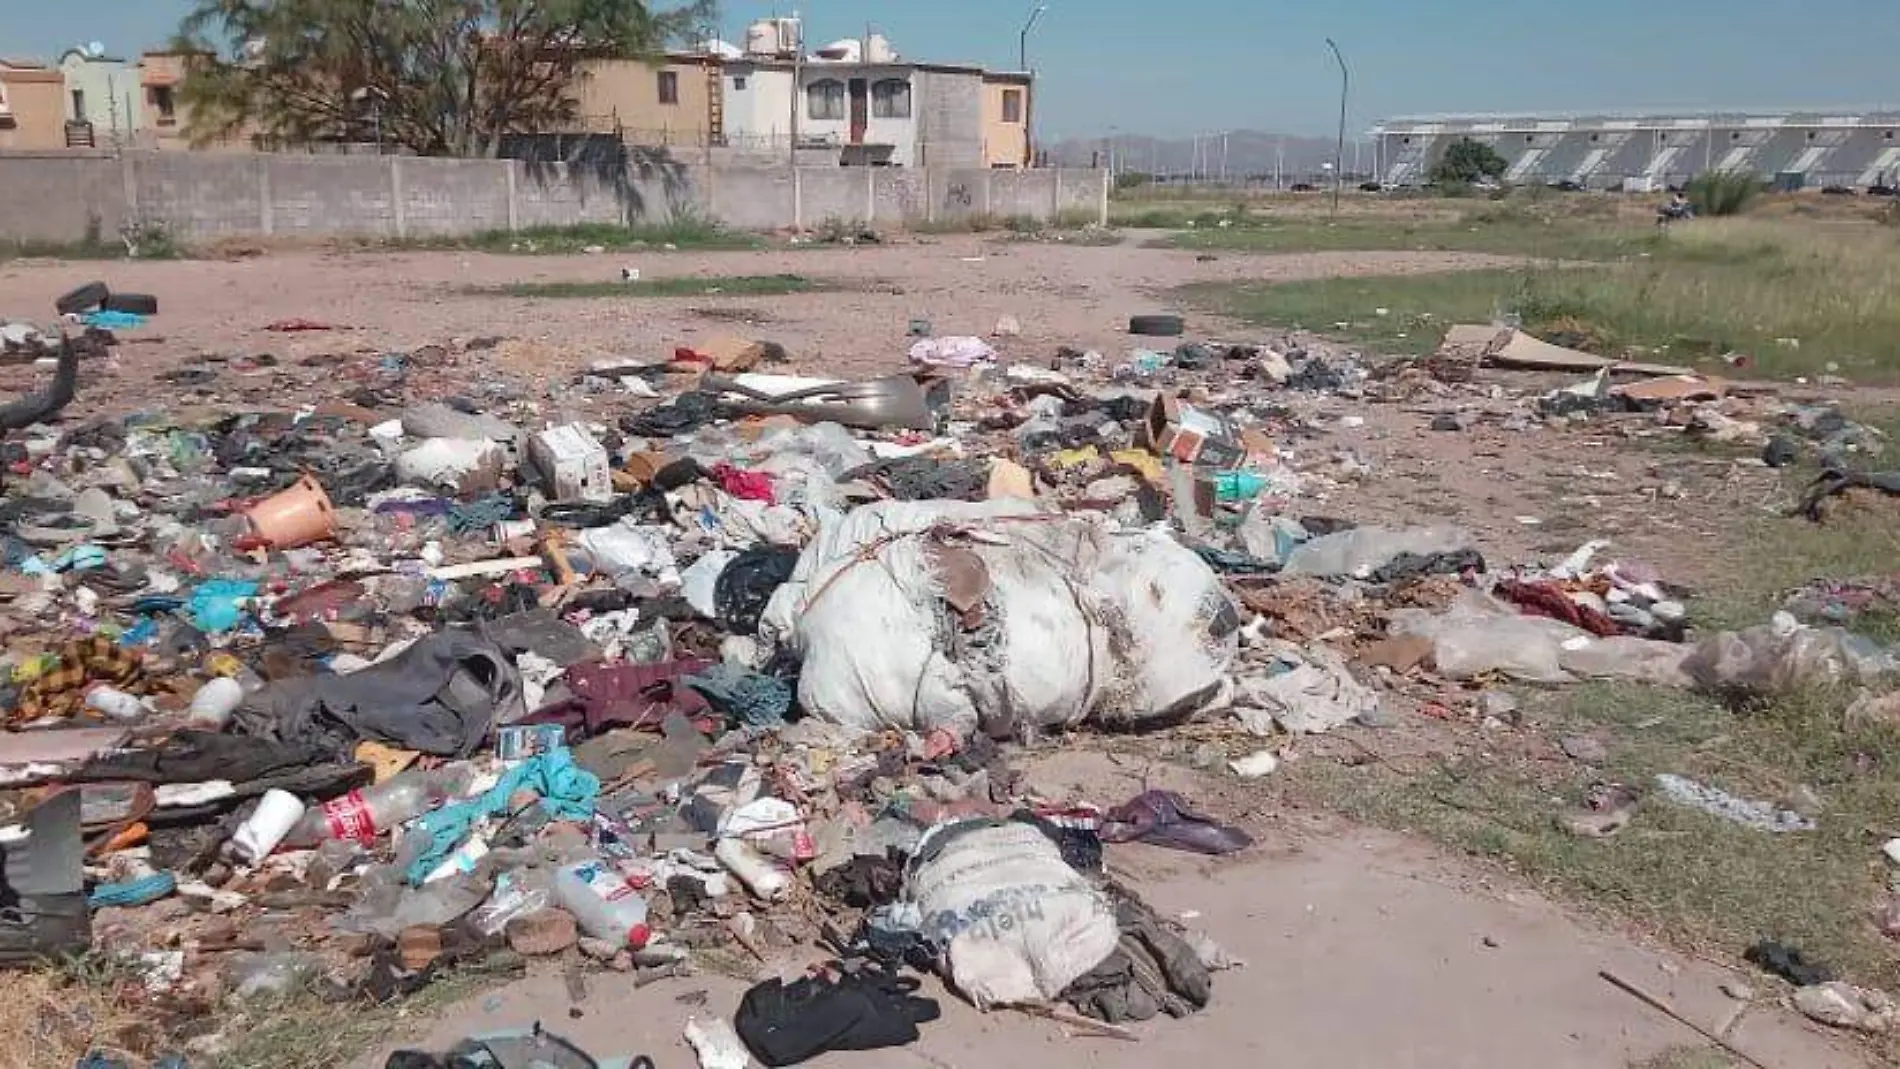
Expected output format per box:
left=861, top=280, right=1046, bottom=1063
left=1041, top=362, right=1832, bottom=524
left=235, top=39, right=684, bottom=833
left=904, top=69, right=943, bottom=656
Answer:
left=280, top=764, right=474, bottom=848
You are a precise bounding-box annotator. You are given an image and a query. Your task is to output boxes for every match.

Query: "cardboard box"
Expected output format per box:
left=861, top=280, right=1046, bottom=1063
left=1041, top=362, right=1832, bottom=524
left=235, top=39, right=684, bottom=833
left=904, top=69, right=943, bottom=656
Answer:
left=1140, top=395, right=1246, bottom=468
left=529, top=424, right=612, bottom=503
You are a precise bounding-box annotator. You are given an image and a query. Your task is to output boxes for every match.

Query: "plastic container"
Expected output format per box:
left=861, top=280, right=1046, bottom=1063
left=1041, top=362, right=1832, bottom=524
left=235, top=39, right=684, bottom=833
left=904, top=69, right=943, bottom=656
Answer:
left=84, top=685, right=151, bottom=721
left=187, top=676, right=245, bottom=729
left=245, top=474, right=337, bottom=549
left=554, top=857, right=652, bottom=948
left=470, top=869, right=554, bottom=936
left=280, top=765, right=471, bottom=848
left=229, top=789, right=307, bottom=863
left=715, top=837, right=790, bottom=901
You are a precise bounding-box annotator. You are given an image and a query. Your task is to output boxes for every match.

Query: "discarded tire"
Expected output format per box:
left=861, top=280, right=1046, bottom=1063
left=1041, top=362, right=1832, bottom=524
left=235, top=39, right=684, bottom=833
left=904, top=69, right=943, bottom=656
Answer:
left=55, top=282, right=109, bottom=316
left=1128, top=314, right=1185, bottom=337
left=101, top=293, right=158, bottom=316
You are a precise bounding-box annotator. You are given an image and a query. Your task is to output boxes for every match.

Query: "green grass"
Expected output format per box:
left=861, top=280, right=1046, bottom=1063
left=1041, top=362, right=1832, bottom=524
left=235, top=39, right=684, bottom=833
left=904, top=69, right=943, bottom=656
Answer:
left=469, top=273, right=830, bottom=299
left=0, top=238, right=128, bottom=262
left=1181, top=218, right=1900, bottom=380
left=391, top=219, right=761, bottom=254
left=1290, top=432, right=1900, bottom=1061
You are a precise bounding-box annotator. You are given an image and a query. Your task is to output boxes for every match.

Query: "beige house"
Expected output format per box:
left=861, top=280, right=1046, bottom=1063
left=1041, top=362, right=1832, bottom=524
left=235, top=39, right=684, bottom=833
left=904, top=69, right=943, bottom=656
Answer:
left=0, top=60, right=68, bottom=149
left=982, top=72, right=1032, bottom=168
left=138, top=52, right=190, bottom=149
left=571, top=54, right=722, bottom=148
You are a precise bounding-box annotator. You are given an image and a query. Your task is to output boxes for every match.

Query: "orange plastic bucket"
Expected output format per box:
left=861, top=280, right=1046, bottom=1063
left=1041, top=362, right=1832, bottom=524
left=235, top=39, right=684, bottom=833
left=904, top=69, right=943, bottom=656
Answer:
left=245, top=474, right=336, bottom=549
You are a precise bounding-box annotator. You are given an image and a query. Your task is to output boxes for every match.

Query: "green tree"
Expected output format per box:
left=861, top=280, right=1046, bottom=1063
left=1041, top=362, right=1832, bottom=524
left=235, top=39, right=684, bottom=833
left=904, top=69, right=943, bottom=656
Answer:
left=174, top=0, right=710, bottom=157
left=1429, top=137, right=1509, bottom=186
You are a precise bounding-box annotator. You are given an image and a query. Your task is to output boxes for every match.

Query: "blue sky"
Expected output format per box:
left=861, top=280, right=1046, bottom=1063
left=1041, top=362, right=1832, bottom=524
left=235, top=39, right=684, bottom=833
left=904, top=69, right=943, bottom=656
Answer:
left=6, top=0, right=1898, bottom=138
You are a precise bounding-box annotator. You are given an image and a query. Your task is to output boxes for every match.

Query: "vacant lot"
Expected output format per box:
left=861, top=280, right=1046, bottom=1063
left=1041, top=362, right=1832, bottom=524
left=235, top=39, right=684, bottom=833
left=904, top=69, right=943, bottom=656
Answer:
left=4, top=206, right=1896, bottom=1068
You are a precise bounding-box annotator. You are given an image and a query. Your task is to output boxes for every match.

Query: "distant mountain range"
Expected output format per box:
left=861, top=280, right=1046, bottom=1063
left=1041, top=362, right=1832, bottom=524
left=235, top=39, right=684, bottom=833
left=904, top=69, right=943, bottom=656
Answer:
left=1044, top=129, right=1377, bottom=181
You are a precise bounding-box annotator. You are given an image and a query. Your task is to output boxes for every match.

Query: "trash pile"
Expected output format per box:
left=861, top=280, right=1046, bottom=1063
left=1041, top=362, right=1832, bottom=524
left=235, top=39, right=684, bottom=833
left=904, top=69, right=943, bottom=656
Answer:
left=4, top=290, right=1897, bottom=1066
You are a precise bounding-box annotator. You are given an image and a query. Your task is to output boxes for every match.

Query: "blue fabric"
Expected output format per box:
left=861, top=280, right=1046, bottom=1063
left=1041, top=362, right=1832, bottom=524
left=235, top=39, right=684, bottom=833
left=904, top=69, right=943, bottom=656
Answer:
left=189, top=578, right=259, bottom=632
left=89, top=871, right=177, bottom=908
left=81, top=311, right=148, bottom=331
left=686, top=663, right=792, bottom=728
left=402, top=748, right=599, bottom=885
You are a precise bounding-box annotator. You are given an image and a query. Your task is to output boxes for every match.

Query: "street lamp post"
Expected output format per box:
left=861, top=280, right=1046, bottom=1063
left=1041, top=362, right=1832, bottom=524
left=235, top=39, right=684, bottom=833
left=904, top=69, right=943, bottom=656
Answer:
left=1019, top=5, right=1048, bottom=168
left=1325, top=37, right=1348, bottom=216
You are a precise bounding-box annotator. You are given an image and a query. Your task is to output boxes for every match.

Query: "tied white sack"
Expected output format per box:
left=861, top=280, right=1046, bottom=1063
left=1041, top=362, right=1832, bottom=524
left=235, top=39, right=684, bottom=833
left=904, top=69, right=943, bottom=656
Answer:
left=759, top=499, right=1240, bottom=737
left=907, top=820, right=1120, bottom=1008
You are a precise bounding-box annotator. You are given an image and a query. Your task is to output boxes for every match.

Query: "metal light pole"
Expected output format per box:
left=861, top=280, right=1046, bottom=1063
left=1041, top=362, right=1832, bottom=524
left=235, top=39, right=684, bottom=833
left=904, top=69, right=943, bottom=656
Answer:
left=1019, top=4, right=1047, bottom=71
left=1019, top=5, right=1047, bottom=168
left=1325, top=37, right=1348, bottom=216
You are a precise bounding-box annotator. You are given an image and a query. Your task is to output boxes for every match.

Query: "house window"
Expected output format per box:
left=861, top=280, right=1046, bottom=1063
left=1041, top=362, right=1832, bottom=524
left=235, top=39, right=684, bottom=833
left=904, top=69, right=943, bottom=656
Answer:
left=807, top=79, right=845, bottom=121
left=1002, top=88, right=1023, bottom=124
left=733, top=76, right=747, bottom=90
left=71, top=88, right=86, bottom=121
left=872, top=78, right=910, bottom=119
left=658, top=70, right=679, bottom=105
left=152, top=86, right=176, bottom=125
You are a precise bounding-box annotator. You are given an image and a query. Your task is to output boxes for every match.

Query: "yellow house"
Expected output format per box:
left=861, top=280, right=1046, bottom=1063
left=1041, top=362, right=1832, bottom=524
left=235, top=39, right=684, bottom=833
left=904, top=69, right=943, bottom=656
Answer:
left=0, top=60, right=68, bottom=149
left=136, top=51, right=255, bottom=151
left=571, top=53, right=721, bottom=148
left=982, top=72, right=1032, bottom=168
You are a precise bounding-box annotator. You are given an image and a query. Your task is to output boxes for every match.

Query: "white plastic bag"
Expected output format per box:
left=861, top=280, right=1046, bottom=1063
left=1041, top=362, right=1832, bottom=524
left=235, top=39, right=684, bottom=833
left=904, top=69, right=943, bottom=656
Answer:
left=907, top=821, right=1119, bottom=1008
left=1282, top=525, right=1473, bottom=579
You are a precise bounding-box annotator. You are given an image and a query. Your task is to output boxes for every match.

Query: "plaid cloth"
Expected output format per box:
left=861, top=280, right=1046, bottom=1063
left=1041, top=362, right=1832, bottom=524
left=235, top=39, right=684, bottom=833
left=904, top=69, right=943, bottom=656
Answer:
left=13, top=637, right=144, bottom=722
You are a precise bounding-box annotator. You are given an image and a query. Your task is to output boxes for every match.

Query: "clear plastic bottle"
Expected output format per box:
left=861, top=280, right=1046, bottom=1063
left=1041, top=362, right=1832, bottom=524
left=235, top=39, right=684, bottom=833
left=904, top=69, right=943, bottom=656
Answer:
left=280, top=764, right=473, bottom=848
left=554, top=857, right=651, bottom=948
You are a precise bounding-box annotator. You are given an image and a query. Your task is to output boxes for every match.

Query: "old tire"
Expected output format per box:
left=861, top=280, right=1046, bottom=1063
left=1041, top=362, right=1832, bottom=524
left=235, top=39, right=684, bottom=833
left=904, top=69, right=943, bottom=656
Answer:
left=55, top=282, right=109, bottom=316
left=1128, top=314, right=1185, bottom=337
left=101, top=293, right=158, bottom=315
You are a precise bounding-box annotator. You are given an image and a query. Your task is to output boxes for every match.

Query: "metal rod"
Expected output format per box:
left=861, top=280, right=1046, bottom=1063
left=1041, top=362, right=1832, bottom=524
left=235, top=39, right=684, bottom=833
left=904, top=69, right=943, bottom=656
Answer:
left=1597, top=970, right=1776, bottom=1069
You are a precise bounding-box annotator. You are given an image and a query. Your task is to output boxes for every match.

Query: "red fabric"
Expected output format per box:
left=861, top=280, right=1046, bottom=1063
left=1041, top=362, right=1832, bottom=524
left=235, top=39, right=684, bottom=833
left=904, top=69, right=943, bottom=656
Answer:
left=710, top=463, right=777, bottom=505
left=1495, top=578, right=1623, bottom=637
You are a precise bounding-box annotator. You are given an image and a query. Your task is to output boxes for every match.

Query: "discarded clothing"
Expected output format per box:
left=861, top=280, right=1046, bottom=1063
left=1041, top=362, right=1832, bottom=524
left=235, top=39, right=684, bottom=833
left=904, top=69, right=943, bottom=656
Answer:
left=813, top=855, right=905, bottom=908
left=239, top=630, right=523, bottom=758
left=1654, top=773, right=1815, bottom=833
left=12, top=638, right=143, bottom=722
left=1064, top=884, right=1212, bottom=1024
left=709, top=463, right=777, bottom=505
left=1495, top=578, right=1621, bottom=637
left=1746, top=940, right=1835, bottom=986
left=1098, top=791, right=1252, bottom=855
left=713, top=545, right=799, bottom=636
left=622, top=392, right=734, bottom=437
left=842, top=456, right=989, bottom=502
left=69, top=731, right=328, bottom=786
left=521, top=658, right=715, bottom=742
left=685, top=664, right=792, bottom=728
left=1369, top=549, right=1487, bottom=584
left=735, top=966, right=942, bottom=1067
left=402, top=748, right=600, bottom=884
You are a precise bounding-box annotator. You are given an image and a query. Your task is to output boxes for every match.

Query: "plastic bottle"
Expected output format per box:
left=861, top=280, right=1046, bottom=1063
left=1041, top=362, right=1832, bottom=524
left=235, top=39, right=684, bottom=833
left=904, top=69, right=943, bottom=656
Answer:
left=187, top=677, right=245, bottom=729
left=84, top=686, right=151, bottom=721
left=280, top=765, right=472, bottom=848
left=470, top=868, right=555, bottom=936
left=554, top=857, right=651, bottom=948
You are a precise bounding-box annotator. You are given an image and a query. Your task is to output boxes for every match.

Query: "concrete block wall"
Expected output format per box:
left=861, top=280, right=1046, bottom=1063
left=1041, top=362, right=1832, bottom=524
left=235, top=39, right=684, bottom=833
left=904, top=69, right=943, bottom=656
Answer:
left=914, top=71, right=984, bottom=168
left=0, top=150, right=1106, bottom=242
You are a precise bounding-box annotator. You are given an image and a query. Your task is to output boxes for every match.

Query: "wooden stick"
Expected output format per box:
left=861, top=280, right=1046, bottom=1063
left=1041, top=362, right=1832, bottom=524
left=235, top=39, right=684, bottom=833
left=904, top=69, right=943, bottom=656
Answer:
left=1011, top=1004, right=1140, bottom=1042
left=1597, top=970, right=1774, bottom=1069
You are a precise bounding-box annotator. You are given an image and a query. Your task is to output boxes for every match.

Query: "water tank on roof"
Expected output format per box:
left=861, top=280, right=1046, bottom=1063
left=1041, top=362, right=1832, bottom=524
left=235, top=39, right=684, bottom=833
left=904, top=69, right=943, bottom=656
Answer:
left=815, top=39, right=861, bottom=62
left=865, top=34, right=896, bottom=63
left=744, top=20, right=781, bottom=56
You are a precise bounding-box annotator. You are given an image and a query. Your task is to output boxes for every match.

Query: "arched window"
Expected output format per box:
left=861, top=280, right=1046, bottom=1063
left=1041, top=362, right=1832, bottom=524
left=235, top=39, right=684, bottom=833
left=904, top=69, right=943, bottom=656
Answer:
left=872, top=78, right=910, bottom=119
left=807, top=79, right=845, bottom=121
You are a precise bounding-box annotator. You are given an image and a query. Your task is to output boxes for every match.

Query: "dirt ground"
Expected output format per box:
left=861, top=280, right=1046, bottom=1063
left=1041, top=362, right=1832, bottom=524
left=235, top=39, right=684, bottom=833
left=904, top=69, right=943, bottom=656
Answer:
left=0, top=238, right=1850, bottom=1067
left=360, top=752, right=1869, bottom=1069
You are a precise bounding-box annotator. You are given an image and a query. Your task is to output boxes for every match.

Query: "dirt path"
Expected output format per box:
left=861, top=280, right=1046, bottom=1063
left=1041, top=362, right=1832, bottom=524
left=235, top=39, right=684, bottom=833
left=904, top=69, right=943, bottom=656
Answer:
left=359, top=752, right=1866, bottom=1069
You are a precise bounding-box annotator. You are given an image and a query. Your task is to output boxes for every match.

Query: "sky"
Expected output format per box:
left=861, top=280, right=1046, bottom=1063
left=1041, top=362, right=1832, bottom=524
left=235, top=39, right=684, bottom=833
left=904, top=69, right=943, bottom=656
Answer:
left=5, top=0, right=1899, bottom=139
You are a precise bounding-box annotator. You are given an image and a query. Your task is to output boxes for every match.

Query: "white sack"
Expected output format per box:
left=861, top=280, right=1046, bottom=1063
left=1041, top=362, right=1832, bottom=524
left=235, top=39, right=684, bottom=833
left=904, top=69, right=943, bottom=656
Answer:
left=908, top=821, right=1119, bottom=1008
left=760, top=500, right=1237, bottom=736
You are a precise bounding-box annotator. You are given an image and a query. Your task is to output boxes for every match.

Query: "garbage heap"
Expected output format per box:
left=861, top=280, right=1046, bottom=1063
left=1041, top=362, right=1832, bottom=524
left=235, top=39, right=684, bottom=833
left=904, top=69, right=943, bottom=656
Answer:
left=4, top=306, right=1896, bottom=1066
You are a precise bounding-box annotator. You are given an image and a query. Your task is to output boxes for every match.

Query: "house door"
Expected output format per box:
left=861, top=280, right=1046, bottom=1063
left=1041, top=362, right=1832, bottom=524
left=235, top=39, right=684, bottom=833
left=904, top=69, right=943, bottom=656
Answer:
left=848, top=78, right=868, bottom=144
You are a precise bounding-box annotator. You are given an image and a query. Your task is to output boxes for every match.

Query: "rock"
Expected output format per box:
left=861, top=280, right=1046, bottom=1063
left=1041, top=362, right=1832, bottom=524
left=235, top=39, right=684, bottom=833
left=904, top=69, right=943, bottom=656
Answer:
left=1794, top=981, right=1896, bottom=1033
left=1228, top=750, right=1280, bottom=778
left=1559, top=735, right=1609, bottom=764
left=1478, top=691, right=1520, bottom=723
left=1481, top=935, right=1500, bottom=949
left=1721, top=979, right=1755, bottom=1001
left=396, top=925, right=443, bottom=971
left=1875, top=898, right=1900, bottom=941
left=506, top=908, right=578, bottom=957
left=1256, top=350, right=1292, bottom=385
left=1189, top=742, right=1225, bottom=771
left=1430, top=413, right=1469, bottom=432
